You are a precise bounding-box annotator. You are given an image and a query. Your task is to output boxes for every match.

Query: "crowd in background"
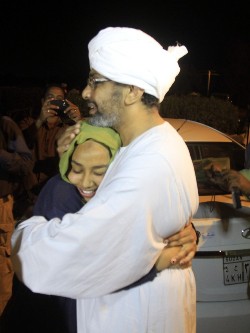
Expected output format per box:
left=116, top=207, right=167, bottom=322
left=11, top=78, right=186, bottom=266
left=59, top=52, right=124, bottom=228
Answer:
left=0, top=83, right=85, bottom=315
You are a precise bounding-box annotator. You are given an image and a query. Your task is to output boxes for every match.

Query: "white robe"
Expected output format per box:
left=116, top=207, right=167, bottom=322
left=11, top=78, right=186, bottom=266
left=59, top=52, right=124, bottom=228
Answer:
left=11, top=121, right=199, bottom=333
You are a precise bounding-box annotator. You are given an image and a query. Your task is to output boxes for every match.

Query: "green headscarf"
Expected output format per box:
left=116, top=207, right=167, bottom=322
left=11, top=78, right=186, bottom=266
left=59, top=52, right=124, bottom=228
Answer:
left=59, top=121, right=122, bottom=182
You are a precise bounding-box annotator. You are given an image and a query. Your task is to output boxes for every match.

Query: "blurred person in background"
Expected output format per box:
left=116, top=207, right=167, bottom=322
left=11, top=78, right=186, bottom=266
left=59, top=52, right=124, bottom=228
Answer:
left=19, top=84, right=82, bottom=195
left=0, top=113, right=33, bottom=315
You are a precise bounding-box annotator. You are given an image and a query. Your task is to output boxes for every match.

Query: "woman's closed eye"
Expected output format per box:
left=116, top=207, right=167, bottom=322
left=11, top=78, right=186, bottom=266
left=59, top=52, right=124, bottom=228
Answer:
left=70, top=165, right=108, bottom=176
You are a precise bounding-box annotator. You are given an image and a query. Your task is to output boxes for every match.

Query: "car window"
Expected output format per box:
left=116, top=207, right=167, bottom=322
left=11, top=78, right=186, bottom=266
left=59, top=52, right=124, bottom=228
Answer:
left=186, top=142, right=245, bottom=196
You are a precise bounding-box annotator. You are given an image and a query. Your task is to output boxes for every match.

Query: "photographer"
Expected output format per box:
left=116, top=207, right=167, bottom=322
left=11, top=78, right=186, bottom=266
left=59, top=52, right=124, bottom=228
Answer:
left=22, top=84, right=82, bottom=195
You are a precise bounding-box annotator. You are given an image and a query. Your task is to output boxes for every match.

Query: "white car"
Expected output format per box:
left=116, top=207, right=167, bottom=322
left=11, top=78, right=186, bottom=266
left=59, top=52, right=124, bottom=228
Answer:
left=166, top=118, right=250, bottom=333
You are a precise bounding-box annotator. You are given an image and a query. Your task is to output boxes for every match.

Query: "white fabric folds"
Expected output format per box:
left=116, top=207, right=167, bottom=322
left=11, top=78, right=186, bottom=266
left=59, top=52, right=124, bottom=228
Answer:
left=88, top=27, right=188, bottom=102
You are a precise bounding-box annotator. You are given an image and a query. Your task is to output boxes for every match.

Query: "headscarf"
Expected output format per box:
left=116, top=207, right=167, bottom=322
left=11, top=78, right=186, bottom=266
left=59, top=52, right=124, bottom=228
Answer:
left=88, top=27, right=188, bottom=102
left=59, top=121, right=121, bottom=182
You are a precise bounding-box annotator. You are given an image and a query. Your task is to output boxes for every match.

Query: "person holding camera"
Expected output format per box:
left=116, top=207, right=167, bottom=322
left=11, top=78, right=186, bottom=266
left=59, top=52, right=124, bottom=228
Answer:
left=21, top=84, right=82, bottom=195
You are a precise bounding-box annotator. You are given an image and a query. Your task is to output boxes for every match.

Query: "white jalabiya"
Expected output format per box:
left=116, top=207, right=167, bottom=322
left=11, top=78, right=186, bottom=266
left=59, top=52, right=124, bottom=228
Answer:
left=11, top=121, right=199, bottom=333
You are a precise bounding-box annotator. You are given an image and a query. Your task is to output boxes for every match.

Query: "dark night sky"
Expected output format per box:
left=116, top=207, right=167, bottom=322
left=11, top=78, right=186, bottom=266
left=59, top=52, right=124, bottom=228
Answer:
left=1, top=1, right=250, bottom=93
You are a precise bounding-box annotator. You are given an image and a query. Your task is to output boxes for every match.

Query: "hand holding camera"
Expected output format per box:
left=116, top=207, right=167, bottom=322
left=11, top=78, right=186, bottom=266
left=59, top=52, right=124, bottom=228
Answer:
left=37, top=97, right=82, bottom=128
left=50, top=99, right=83, bottom=125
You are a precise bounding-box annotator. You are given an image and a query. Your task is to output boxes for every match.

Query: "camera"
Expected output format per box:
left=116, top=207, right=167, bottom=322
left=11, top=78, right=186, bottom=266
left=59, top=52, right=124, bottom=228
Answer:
left=50, top=100, right=75, bottom=125
left=50, top=99, right=70, bottom=122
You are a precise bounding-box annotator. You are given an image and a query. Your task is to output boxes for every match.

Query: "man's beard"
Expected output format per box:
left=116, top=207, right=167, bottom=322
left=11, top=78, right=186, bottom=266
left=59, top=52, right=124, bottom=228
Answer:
left=88, top=111, right=120, bottom=129
left=88, top=90, right=122, bottom=129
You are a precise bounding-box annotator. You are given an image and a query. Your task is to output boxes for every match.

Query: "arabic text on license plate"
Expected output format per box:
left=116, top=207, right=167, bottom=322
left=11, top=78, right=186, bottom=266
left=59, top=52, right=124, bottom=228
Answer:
left=223, top=256, right=250, bottom=285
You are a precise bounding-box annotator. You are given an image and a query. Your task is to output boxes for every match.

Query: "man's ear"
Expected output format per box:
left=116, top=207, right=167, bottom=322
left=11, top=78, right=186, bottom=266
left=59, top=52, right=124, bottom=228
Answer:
left=125, top=85, right=144, bottom=105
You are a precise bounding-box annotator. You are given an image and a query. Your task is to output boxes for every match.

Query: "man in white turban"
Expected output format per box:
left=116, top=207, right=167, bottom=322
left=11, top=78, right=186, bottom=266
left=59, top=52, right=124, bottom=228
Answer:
left=88, top=27, right=187, bottom=103
left=11, top=27, right=199, bottom=333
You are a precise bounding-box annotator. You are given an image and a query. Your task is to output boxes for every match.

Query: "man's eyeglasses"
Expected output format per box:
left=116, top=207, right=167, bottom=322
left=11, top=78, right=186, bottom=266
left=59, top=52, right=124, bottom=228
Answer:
left=87, top=77, right=110, bottom=89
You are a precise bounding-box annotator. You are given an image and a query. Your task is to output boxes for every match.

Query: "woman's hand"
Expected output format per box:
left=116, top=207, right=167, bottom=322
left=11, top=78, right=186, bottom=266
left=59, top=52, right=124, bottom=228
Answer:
left=167, top=222, right=198, bottom=266
left=155, top=222, right=198, bottom=271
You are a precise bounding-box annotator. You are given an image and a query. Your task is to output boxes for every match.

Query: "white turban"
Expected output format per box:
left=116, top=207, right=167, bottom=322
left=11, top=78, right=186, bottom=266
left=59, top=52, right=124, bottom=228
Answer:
left=88, top=27, right=188, bottom=103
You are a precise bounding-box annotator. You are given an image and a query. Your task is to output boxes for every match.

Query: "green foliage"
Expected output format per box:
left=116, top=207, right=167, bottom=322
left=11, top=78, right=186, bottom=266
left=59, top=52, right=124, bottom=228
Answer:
left=160, top=94, right=239, bottom=134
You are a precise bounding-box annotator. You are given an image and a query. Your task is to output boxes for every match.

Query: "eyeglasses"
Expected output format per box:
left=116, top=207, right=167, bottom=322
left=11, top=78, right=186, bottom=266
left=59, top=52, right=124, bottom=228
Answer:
left=87, top=77, right=110, bottom=89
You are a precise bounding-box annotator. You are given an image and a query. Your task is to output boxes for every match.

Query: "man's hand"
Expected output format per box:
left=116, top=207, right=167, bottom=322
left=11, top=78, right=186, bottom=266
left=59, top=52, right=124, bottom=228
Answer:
left=57, top=122, right=81, bottom=157
left=64, top=99, right=82, bottom=123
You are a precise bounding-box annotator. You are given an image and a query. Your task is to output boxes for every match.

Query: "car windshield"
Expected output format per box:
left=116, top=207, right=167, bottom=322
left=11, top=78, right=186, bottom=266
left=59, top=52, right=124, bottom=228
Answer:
left=187, top=142, right=245, bottom=195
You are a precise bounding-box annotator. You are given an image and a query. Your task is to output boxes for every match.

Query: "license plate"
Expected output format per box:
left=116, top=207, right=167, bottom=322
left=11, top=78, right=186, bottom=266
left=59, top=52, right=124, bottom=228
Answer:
left=223, top=256, right=250, bottom=285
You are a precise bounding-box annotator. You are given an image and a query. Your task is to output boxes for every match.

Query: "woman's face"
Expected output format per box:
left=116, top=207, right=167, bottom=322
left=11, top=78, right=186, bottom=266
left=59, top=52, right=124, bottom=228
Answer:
left=67, top=140, right=110, bottom=202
